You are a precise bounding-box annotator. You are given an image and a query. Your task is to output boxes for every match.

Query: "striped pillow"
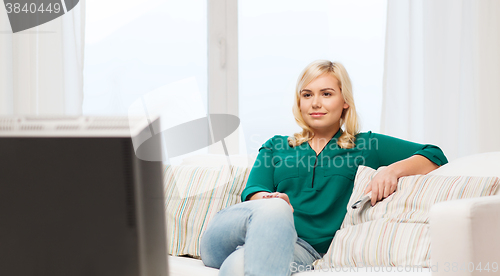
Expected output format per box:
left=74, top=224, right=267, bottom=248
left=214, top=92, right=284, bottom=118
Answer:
left=314, top=165, right=500, bottom=269
left=163, top=165, right=251, bottom=258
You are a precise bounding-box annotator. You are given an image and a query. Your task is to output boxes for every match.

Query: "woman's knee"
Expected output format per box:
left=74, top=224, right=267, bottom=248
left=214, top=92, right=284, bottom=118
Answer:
left=219, top=247, right=245, bottom=276
left=256, top=198, right=293, bottom=219
left=200, top=222, right=239, bottom=269
left=200, top=234, right=219, bottom=268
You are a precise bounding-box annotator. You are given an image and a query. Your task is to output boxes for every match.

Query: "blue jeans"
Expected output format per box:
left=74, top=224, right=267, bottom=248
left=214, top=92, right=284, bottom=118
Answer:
left=200, top=198, right=322, bottom=276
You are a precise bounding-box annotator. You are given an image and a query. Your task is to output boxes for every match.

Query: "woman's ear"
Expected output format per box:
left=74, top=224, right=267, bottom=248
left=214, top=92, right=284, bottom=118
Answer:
left=343, top=102, right=349, bottom=109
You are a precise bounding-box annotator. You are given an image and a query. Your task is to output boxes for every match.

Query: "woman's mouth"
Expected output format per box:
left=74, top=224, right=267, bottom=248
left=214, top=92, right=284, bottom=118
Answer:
left=310, top=113, right=326, bottom=118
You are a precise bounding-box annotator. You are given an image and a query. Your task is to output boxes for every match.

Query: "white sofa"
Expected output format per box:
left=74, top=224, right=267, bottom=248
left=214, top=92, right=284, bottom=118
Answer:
left=167, top=152, right=500, bottom=276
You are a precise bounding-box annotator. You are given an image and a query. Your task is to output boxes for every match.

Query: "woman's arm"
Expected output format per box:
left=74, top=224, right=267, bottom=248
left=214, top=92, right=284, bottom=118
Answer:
left=240, top=137, right=276, bottom=202
left=367, top=132, right=448, bottom=168
left=388, top=154, right=439, bottom=176
left=363, top=132, right=448, bottom=206
left=365, top=155, right=439, bottom=206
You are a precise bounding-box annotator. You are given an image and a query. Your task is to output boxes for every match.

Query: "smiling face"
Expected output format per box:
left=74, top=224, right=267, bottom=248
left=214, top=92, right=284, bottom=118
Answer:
left=299, top=73, right=349, bottom=134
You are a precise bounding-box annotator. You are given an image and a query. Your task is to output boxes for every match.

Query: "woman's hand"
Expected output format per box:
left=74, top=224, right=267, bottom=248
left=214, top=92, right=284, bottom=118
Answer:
left=364, top=155, right=440, bottom=206
left=251, top=192, right=294, bottom=212
left=364, top=167, right=399, bottom=206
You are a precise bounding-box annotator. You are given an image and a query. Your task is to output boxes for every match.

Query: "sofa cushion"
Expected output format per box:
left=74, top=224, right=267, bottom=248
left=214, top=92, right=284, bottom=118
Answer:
left=429, top=151, right=500, bottom=195
left=163, top=164, right=251, bottom=257
left=314, top=165, right=500, bottom=269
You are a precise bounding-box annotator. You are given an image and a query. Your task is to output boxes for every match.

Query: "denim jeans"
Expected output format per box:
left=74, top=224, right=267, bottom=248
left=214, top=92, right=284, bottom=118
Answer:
left=200, top=198, right=322, bottom=276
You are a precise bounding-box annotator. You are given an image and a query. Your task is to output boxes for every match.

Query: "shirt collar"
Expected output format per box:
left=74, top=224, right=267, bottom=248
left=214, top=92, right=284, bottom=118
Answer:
left=332, top=128, right=343, bottom=140
left=298, top=128, right=343, bottom=150
left=326, top=128, right=343, bottom=149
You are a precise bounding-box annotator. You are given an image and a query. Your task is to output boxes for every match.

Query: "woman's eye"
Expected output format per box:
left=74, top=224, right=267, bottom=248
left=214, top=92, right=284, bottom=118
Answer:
left=302, top=93, right=311, bottom=98
left=323, top=92, right=332, bottom=96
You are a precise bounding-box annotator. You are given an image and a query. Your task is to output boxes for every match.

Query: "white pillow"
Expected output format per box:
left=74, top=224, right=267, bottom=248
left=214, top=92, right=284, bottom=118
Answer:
left=314, top=165, right=500, bottom=269
left=163, top=164, right=251, bottom=258
left=429, top=151, right=500, bottom=177
left=429, top=151, right=500, bottom=195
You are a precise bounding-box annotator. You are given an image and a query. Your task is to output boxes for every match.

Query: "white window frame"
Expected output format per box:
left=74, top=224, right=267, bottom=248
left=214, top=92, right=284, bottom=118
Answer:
left=207, top=0, right=239, bottom=154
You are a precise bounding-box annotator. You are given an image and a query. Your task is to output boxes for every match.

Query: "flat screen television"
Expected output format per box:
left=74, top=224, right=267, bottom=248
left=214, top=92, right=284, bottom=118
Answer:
left=0, top=116, right=168, bottom=276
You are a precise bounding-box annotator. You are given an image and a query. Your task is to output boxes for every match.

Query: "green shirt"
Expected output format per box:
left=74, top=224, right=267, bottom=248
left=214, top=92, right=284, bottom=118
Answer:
left=240, top=129, right=448, bottom=254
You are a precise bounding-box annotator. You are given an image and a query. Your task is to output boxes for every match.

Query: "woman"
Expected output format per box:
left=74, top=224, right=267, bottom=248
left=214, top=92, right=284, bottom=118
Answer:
left=200, top=60, right=448, bottom=276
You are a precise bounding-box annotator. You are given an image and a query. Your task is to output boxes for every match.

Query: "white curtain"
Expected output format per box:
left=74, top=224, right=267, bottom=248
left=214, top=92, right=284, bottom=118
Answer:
left=382, top=0, right=500, bottom=161
left=0, top=2, right=85, bottom=115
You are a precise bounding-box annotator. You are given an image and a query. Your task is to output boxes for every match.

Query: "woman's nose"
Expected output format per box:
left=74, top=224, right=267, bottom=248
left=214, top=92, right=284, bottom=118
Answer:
left=312, top=95, right=321, bottom=108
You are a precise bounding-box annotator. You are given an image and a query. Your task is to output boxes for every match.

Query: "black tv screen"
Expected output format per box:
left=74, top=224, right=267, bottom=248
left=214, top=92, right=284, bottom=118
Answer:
left=0, top=116, right=168, bottom=276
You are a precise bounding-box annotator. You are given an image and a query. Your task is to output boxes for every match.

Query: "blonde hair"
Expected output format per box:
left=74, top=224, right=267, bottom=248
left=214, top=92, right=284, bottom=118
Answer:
left=288, top=60, right=360, bottom=149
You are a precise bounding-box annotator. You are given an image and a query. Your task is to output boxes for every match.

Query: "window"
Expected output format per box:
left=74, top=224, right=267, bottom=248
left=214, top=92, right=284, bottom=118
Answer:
left=84, top=0, right=208, bottom=163
left=84, top=0, right=387, bottom=160
left=83, top=0, right=207, bottom=118
left=238, top=0, right=387, bottom=154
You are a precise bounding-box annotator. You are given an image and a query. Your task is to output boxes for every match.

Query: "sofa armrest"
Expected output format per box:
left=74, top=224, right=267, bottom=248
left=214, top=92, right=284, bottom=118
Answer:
left=430, top=196, right=500, bottom=276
